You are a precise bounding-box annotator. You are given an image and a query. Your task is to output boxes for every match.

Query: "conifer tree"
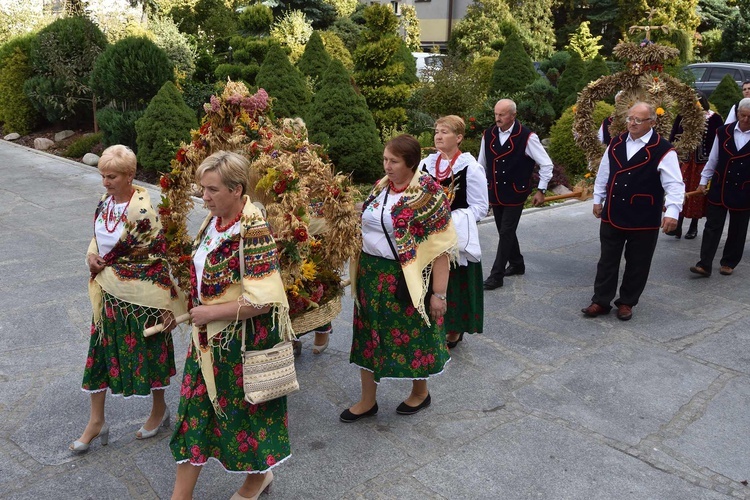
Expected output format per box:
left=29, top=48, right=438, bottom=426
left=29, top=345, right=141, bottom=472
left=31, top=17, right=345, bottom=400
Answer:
left=135, top=81, right=198, bottom=173
left=577, top=55, right=610, bottom=105
left=710, top=74, right=743, bottom=119
left=565, top=21, right=602, bottom=61
left=307, top=59, right=383, bottom=182
left=256, top=42, right=311, bottom=119
left=555, top=51, right=585, bottom=114
left=297, top=30, right=331, bottom=90
left=489, top=33, right=538, bottom=95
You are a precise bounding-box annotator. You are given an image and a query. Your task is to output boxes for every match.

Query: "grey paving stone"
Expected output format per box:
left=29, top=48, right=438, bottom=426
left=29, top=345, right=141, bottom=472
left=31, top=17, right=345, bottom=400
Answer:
left=684, top=316, right=750, bottom=375
left=515, top=343, right=719, bottom=446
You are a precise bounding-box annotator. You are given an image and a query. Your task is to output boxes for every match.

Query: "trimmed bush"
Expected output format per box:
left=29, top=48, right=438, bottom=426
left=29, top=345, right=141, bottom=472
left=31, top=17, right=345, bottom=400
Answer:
left=548, top=102, right=614, bottom=179
left=238, top=4, right=274, bottom=36
left=489, top=33, right=538, bottom=95
left=307, top=59, right=382, bottom=182
left=64, top=132, right=104, bottom=157
left=517, top=78, right=557, bottom=139
left=555, top=51, right=585, bottom=114
left=136, top=81, right=198, bottom=173
left=0, top=34, right=41, bottom=135
left=320, top=31, right=353, bottom=71
left=214, top=63, right=259, bottom=84
left=180, top=79, right=217, bottom=118
left=256, top=43, right=310, bottom=119
left=148, top=17, right=196, bottom=80
left=96, top=108, right=144, bottom=150
left=90, top=36, right=174, bottom=110
left=297, top=30, right=331, bottom=88
left=24, top=16, right=108, bottom=124
left=710, top=73, right=743, bottom=118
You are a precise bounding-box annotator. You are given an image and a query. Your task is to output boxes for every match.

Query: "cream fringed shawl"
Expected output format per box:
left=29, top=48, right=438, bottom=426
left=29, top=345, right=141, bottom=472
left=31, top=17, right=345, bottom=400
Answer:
left=87, top=186, right=186, bottom=333
left=352, top=171, right=458, bottom=325
left=192, top=196, right=292, bottom=416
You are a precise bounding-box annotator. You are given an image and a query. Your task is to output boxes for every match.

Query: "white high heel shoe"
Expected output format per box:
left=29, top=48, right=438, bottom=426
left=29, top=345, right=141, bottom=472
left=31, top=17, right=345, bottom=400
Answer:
left=312, top=334, right=329, bottom=355
left=135, top=408, right=170, bottom=440
left=230, top=470, right=273, bottom=500
left=69, top=424, right=109, bottom=453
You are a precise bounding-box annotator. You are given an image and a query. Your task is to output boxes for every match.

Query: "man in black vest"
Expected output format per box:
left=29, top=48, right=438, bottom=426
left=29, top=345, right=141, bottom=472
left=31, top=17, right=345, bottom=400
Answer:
left=724, top=80, right=750, bottom=123
left=582, top=102, right=685, bottom=320
left=478, top=98, right=553, bottom=290
left=690, top=98, right=750, bottom=277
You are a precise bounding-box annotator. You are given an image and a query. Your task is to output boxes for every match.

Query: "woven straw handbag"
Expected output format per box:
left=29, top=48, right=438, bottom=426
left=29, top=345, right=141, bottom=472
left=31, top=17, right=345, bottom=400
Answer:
left=239, top=235, right=299, bottom=405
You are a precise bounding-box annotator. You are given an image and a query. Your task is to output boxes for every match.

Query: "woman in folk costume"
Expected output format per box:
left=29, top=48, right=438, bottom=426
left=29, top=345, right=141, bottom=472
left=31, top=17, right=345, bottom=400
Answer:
left=170, top=151, right=292, bottom=500
left=420, top=115, right=488, bottom=348
left=667, top=92, right=724, bottom=239
left=71, top=145, right=184, bottom=453
left=341, top=135, right=458, bottom=423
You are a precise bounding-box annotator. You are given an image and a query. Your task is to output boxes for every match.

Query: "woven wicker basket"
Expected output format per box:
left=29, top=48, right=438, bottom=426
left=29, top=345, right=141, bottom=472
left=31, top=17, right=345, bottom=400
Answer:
left=291, top=296, right=343, bottom=335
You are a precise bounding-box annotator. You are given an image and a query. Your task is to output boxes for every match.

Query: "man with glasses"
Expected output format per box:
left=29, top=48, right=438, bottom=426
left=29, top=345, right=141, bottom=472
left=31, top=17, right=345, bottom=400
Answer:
left=690, top=98, right=750, bottom=277
left=582, top=102, right=685, bottom=320
left=724, top=80, right=750, bottom=123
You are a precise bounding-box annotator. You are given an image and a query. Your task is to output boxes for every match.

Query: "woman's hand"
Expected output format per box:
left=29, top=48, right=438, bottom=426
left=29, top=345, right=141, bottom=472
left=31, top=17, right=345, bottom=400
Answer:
left=160, top=310, right=177, bottom=332
left=429, top=294, right=447, bottom=323
left=190, top=305, right=215, bottom=326
left=88, top=253, right=106, bottom=275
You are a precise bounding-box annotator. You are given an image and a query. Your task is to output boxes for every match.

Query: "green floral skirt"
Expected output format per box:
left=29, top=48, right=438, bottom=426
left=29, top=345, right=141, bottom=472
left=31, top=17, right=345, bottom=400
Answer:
left=444, top=261, right=484, bottom=337
left=350, top=253, right=450, bottom=382
left=82, top=291, right=175, bottom=397
left=169, top=315, right=291, bottom=473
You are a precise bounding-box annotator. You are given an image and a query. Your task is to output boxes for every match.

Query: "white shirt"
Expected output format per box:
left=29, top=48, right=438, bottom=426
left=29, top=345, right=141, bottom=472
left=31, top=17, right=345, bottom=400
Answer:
left=193, top=219, right=240, bottom=302
left=700, top=122, right=750, bottom=185
left=361, top=187, right=403, bottom=259
left=726, top=104, right=738, bottom=124
left=94, top=196, right=127, bottom=256
left=593, top=129, right=684, bottom=220
left=477, top=126, right=554, bottom=189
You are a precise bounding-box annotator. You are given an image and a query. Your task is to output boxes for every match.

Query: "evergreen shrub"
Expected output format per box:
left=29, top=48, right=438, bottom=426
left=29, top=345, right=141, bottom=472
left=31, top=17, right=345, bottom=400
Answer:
left=214, top=63, right=259, bottom=84
left=320, top=31, right=353, bottom=70
left=710, top=74, right=743, bottom=118
left=181, top=80, right=217, bottom=118
left=24, top=16, right=107, bottom=123
left=136, top=81, right=198, bottom=172
left=489, top=33, right=538, bottom=95
left=517, top=78, right=558, bottom=139
left=555, top=51, right=585, bottom=114
left=296, top=31, right=331, bottom=89
left=90, top=36, right=174, bottom=110
left=96, top=108, right=144, bottom=150
left=239, top=4, right=274, bottom=36
left=548, top=101, right=614, bottom=179
left=306, top=59, right=382, bottom=182
left=256, top=43, right=310, bottom=118
left=0, top=34, right=41, bottom=135
left=64, top=132, right=104, bottom=158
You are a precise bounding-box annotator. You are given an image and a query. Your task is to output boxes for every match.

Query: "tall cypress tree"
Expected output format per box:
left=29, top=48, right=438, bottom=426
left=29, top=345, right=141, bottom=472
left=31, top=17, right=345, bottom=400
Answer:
left=489, top=33, right=538, bottom=95
left=296, top=30, right=331, bottom=90
left=307, top=59, right=382, bottom=182
left=256, top=42, right=310, bottom=119
left=555, top=51, right=585, bottom=114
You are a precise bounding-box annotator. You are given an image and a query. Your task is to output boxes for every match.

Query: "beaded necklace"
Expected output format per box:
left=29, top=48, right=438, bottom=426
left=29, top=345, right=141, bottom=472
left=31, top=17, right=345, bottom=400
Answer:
left=434, top=150, right=461, bottom=182
left=388, top=180, right=409, bottom=193
left=103, top=194, right=132, bottom=233
left=214, top=201, right=245, bottom=232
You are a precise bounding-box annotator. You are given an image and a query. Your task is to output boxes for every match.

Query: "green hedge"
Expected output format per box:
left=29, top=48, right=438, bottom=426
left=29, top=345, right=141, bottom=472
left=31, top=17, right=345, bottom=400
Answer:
left=64, top=132, right=104, bottom=157
left=548, top=101, right=614, bottom=179
left=0, top=34, right=40, bottom=135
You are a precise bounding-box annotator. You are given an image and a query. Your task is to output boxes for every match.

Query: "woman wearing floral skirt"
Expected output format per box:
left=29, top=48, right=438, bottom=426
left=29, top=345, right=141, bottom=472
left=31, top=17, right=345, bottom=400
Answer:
left=420, top=115, right=488, bottom=348
left=341, top=135, right=458, bottom=422
left=170, top=151, right=292, bottom=500
left=71, top=145, right=183, bottom=453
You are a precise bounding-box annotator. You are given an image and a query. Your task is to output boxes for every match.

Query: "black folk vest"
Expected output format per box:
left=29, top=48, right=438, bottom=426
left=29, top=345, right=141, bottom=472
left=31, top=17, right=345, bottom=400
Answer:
left=602, top=132, right=673, bottom=230
left=483, top=121, right=536, bottom=206
left=708, top=123, right=750, bottom=210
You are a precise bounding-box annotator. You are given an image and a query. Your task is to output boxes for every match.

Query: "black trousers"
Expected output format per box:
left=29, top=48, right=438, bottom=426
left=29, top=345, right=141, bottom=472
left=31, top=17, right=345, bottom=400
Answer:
left=592, top=222, right=659, bottom=308
left=698, top=203, right=750, bottom=272
left=488, top=204, right=525, bottom=280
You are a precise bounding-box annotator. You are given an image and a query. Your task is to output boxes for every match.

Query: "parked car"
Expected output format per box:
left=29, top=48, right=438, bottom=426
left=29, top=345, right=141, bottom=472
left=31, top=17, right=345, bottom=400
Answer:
left=686, top=62, right=750, bottom=97
left=412, top=52, right=446, bottom=80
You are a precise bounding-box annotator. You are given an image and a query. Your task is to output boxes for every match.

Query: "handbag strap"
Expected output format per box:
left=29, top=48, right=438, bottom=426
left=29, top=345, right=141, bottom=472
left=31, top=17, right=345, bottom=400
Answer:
left=379, top=186, right=400, bottom=263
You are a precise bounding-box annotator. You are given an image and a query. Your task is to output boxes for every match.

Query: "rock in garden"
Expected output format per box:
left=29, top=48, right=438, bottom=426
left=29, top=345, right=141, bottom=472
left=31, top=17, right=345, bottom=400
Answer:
left=34, top=138, right=55, bottom=150
left=54, top=130, right=75, bottom=142
left=550, top=185, right=572, bottom=196
left=3, top=133, right=20, bottom=140
left=82, top=153, right=100, bottom=166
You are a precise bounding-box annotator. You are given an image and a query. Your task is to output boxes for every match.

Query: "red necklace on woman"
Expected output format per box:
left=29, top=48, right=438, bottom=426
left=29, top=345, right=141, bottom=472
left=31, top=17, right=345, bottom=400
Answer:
left=435, top=150, right=461, bottom=182
left=215, top=202, right=245, bottom=232
left=388, top=180, right=409, bottom=193
left=103, top=193, right=132, bottom=233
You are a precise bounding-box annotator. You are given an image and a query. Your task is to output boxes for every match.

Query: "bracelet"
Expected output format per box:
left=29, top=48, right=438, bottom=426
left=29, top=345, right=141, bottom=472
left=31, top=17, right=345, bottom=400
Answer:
left=433, top=292, right=447, bottom=301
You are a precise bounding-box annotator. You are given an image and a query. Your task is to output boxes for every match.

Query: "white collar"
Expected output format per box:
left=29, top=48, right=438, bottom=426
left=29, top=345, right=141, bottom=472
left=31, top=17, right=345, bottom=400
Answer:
left=627, top=128, right=653, bottom=145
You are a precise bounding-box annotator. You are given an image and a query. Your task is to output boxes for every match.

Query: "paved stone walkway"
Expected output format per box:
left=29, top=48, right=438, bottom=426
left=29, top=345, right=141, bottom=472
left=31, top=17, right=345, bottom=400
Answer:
left=1, top=140, right=749, bottom=499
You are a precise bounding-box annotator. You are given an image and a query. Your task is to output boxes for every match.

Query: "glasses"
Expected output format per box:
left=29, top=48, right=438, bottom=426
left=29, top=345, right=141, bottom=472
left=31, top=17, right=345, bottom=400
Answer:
left=625, top=116, right=652, bottom=125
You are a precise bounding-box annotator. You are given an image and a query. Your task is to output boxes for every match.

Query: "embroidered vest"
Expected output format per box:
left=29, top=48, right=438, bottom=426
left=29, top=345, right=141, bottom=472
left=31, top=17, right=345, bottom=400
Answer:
left=421, top=163, right=469, bottom=210
left=602, top=132, right=673, bottom=230
left=483, top=121, right=535, bottom=206
left=708, top=123, right=750, bottom=210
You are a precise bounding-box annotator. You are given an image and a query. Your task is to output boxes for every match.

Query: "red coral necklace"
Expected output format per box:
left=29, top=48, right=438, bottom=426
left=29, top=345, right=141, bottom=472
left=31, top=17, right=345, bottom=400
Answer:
left=215, top=203, right=244, bottom=232
left=435, top=150, right=461, bottom=182
left=103, top=194, right=132, bottom=233
left=388, top=180, right=409, bottom=193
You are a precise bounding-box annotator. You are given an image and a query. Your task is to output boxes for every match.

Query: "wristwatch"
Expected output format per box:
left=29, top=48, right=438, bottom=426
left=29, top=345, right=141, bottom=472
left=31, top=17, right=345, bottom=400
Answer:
left=538, top=188, right=546, bottom=195
left=433, top=292, right=447, bottom=301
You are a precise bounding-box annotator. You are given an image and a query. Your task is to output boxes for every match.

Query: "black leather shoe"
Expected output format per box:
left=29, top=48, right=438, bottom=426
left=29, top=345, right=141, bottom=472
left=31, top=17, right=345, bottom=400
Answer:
left=447, top=332, right=464, bottom=349
left=504, top=265, right=525, bottom=276
left=339, top=403, right=378, bottom=423
left=396, top=394, right=431, bottom=415
left=684, top=229, right=697, bottom=240
left=483, top=277, right=503, bottom=290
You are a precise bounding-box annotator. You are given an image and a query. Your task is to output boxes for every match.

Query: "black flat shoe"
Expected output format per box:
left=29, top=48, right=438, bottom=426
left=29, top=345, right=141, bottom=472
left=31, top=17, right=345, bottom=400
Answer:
left=339, top=403, right=378, bottom=423
left=396, top=393, right=431, bottom=415
left=447, top=332, right=464, bottom=349
left=685, top=230, right=697, bottom=239
left=483, top=278, right=503, bottom=290
left=504, top=265, right=525, bottom=276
